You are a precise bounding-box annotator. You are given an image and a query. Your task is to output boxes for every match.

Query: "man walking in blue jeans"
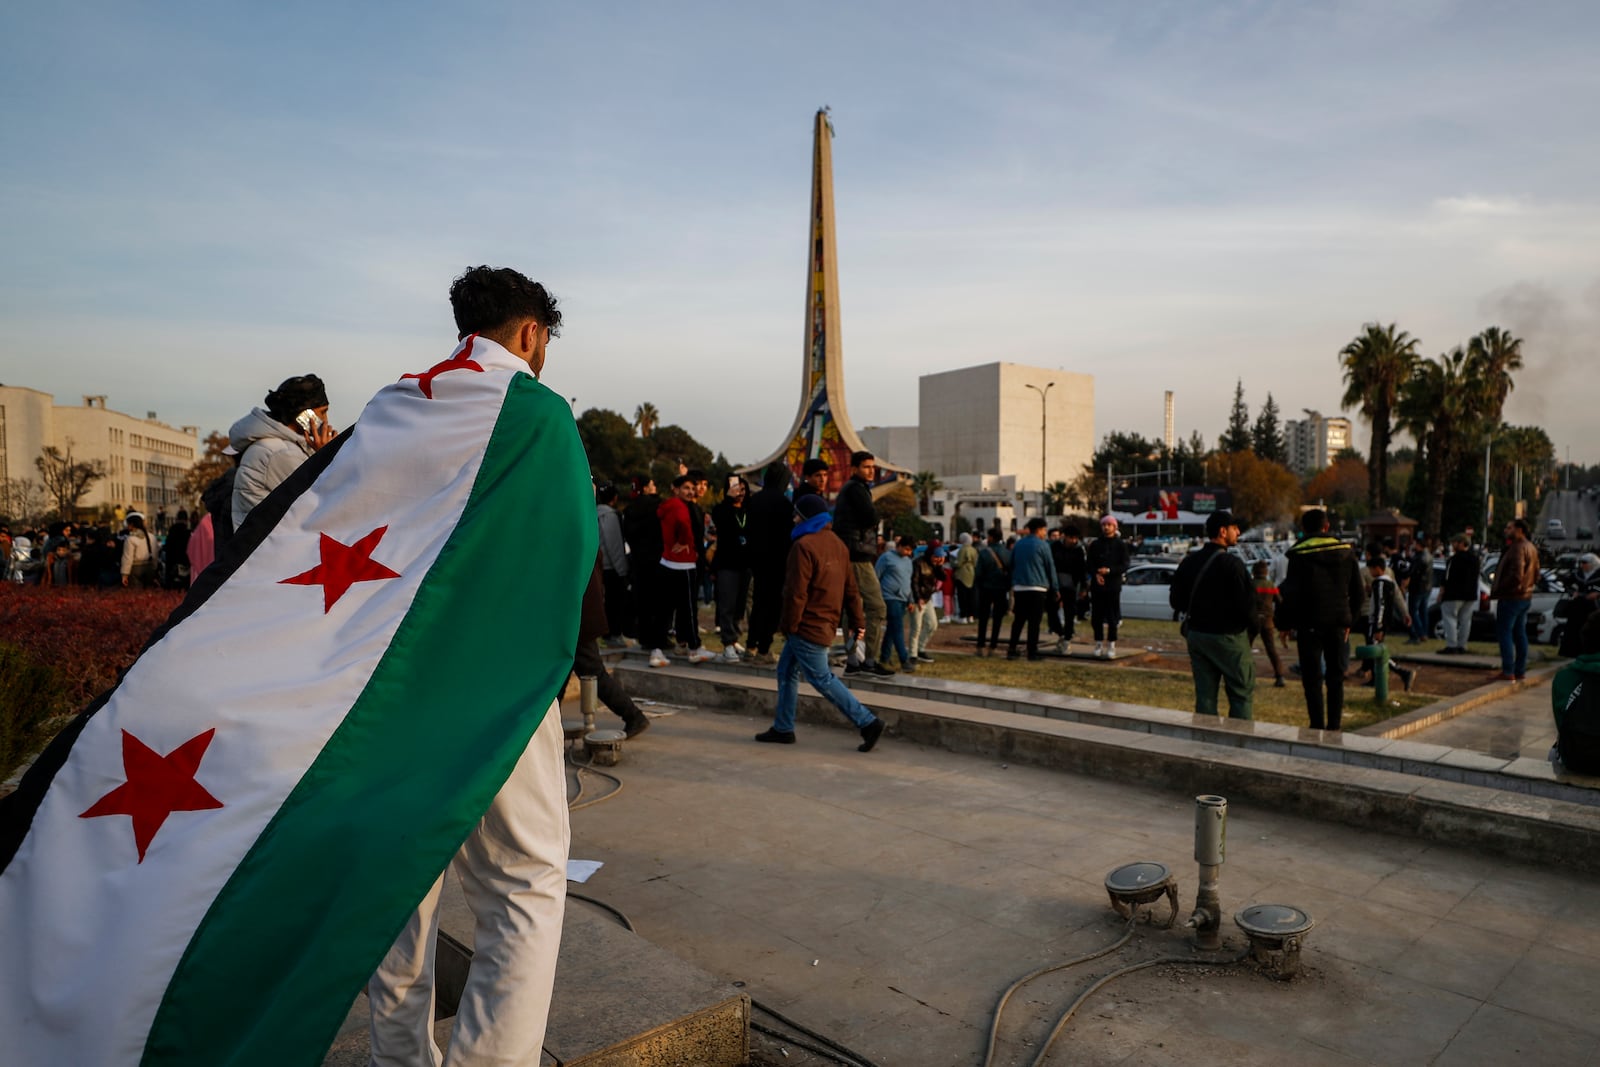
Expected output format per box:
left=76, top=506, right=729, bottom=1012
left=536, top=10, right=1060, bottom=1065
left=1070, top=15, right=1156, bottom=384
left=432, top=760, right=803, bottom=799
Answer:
left=755, top=494, right=885, bottom=752
left=1490, top=518, right=1540, bottom=681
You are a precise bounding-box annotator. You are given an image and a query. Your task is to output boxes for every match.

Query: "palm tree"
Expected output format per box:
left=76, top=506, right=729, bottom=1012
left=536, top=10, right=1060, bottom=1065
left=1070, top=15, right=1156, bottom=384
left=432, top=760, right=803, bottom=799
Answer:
left=1468, top=326, right=1524, bottom=426
left=1340, top=322, right=1419, bottom=510
left=1044, top=481, right=1072, bottom=516
left=910, top=470, right=943, bottom=514
left=632, top=402, right=659, bottom=438
left=1398, top=347, right=1477, bottom=538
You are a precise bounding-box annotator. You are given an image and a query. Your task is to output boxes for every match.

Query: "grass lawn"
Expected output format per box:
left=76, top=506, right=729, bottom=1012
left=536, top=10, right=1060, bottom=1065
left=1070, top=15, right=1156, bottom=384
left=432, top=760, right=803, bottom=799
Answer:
left=912, top=655, right=1430, bottom=732
left=698, top=610, right=1435, bottom=732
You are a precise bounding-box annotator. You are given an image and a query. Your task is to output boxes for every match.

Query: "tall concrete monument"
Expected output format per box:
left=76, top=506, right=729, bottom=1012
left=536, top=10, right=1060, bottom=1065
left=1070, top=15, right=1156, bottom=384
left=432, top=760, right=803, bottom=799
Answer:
left=745, top=109, right=906, bottom=496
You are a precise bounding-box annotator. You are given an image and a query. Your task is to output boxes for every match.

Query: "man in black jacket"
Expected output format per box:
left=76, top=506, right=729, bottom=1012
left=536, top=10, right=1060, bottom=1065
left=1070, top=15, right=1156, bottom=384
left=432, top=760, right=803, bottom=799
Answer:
left=830, top=451, right=887, bottom=674
left=1438, top=534, right=1480, bottom=654
left=622, top=475, right=664, bottom=648
left=744, top=462, right=794, bottom=665
left=1085, top=516, right=1133, bottom=657
left=1048, top=523, right=1088, bottom=651
left=1171, top=511, right=1257, bottom=719
left=1278, top=508, right=1364, bottom=730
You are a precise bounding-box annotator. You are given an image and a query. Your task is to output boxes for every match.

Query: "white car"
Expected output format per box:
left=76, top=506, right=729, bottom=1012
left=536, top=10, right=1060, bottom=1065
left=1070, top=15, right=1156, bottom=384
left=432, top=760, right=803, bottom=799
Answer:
left=1120, top=561, right=1180, bottom=620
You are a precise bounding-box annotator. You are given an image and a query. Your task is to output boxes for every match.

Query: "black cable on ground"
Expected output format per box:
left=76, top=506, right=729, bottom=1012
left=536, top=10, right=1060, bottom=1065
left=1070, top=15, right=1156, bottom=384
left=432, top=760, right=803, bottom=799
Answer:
left=749, top=998, right=883, bottom=1067
left=566, top=890, right=636, bottom=932
left=1025, top=947, right=1253, bottom=1067
left=981, top=915, right=1138, bottom=1067
left=751, top=1020, right=868, bottom=1066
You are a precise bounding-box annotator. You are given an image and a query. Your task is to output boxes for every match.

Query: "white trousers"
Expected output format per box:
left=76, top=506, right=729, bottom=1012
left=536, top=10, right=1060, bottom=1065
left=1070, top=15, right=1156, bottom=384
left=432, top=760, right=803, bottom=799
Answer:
left=908, top=601, right=939, bottom=655
left=368, top=704, right=570, bottom=1067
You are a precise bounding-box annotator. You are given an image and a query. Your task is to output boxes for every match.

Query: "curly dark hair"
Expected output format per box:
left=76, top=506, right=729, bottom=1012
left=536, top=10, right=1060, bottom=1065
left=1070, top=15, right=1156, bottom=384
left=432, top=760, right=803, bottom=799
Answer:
left=449, top=265, right=562, bottom=340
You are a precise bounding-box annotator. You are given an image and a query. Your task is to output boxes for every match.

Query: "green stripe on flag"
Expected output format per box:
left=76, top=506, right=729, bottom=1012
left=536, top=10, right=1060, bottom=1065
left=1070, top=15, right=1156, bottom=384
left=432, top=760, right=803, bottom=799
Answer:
left=142, top=375, right=596, bottom=1066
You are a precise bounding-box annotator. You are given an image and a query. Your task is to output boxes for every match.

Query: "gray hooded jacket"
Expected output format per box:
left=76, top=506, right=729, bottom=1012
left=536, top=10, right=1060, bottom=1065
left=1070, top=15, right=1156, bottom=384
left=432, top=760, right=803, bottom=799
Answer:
left=229, top=407, right=314, bottom=530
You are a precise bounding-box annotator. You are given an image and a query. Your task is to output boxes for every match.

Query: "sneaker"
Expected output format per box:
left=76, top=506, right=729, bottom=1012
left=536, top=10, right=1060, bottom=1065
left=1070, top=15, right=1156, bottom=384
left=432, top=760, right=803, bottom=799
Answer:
left=1274, top=677, right=1287, bottom=688
left=602, top=637, right=628, bottom=649
left=916, top=653, right=936, bottom=664
left=901, top=664, right=917, bottom=674
left=1490, top=672, right=1516, bottom=682
left=748, top=650, right=777, bottom=666
left=1006, top=649, right=1020, bottom=660
left=754, top=728, right=796, bottom=744
left=1400, top=666, right=1417, bottom=693
left=1054, top=639, right=1071, bottom=654
left=1093, top=642, right=1104, bottom=658
left=732, top=642, right=747, bottom=657
left=648, top=648, right=670, bottom=668
left=858, top=719, right=885, bottom=752
left=871, top=663, right=895, bottom=677
left=1107, top=643, right=1117, bottom=657
left=687, top=647, right=716, bottom=664
left=720, top=646, right=742, bottom=663
left=624, top=716, right=651, bottom=739
left=843, top=663, right=864, bottom=675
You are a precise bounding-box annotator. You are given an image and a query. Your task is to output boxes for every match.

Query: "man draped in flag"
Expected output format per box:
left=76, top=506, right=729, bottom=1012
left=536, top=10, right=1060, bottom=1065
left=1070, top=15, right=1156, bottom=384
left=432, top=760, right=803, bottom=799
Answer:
left=0, top=265, right=595, bottom=1067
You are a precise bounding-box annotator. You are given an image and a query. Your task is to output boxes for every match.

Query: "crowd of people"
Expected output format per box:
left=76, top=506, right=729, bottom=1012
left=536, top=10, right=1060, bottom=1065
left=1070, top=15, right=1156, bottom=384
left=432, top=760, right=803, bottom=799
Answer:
left=1, top=374, right=336, bottom=595
left=592, top=451, right=1145, bottom=678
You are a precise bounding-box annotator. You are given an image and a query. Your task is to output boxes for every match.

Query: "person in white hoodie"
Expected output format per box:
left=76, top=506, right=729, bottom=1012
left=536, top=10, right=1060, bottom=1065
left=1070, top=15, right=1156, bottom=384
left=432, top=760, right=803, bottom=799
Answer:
left=229, top=375, right=335, bottom=530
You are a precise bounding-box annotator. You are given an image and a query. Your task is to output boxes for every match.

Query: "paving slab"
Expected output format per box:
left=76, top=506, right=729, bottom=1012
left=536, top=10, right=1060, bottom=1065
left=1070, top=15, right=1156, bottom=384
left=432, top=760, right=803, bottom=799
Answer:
left=557, top=704, right=1600, bottom=1066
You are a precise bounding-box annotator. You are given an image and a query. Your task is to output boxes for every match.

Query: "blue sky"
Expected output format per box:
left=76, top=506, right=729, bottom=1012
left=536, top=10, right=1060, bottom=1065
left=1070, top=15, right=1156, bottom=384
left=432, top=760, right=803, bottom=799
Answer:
left=3, top=1, right=1597, bottom=465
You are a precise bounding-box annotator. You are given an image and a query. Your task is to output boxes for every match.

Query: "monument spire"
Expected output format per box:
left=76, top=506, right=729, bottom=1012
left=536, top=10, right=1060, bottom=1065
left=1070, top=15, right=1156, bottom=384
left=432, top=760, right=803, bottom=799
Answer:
left=744, top=109, right=906, bottom=495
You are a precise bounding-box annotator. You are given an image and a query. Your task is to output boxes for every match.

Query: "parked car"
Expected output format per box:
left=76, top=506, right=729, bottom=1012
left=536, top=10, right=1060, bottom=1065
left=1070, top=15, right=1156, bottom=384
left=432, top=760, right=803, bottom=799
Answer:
left=1121, top=561, right=1180, bottom=620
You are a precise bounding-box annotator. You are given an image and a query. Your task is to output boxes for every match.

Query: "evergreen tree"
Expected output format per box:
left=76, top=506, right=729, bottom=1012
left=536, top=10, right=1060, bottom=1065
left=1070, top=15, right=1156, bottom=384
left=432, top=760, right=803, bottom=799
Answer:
left=1219, top=379, right=1253, bottom=453
left=1252, top=393, right=1286, bottom=463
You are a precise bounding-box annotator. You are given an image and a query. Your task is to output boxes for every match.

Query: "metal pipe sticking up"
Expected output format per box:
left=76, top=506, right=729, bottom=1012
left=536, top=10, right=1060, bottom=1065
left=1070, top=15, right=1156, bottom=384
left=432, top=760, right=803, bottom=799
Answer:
left=579, top=675, right=599, bottom=734
left=1185, top=795, right=1227, bottom=949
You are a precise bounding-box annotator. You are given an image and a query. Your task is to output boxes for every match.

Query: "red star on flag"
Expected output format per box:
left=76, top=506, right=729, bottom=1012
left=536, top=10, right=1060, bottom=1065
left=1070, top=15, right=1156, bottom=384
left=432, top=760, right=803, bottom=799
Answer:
left=402, top=333, right=484, bottom=399
left=279, top=525, right=401, bottom=612
left=80, top=729, right=224, bottom=863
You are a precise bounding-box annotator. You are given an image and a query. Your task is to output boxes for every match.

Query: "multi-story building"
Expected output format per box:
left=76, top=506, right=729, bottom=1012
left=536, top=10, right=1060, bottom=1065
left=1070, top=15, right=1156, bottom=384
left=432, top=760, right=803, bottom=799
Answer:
left=0, top=386, right=199, bottom=516
left=918, top=362, right=1094, bottom=494
left=1284, top=410, right=1352, bottom=474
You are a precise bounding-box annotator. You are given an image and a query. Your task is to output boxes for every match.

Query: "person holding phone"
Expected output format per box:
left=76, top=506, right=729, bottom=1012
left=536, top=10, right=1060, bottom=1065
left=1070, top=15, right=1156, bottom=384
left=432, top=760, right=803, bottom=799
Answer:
left=228, top=374, right=335, bottom=529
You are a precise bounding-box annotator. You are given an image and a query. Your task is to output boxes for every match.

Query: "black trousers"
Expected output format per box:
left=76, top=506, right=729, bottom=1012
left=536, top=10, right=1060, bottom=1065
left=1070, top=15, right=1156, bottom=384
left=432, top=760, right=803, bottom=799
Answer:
left=1091, top=585, right=1122, bottom=642
left=602, top=568, right=631, bottom=639
left=715, top=567, right=751, bottom=646
left=976, top=588, right=1009, bottom=649
left=656, top=566, right=701, bottom=650
left=1297, top=626, right=1350, bottom=731
left=955, top=582, right=975, bottom=620
left=1009, top=590, right=1050, bottom=657
left=632, top=563, right=660, bottom=646
left=572, top=638, right=646, bottom=730
left=747, top=564, right=785, bottom=654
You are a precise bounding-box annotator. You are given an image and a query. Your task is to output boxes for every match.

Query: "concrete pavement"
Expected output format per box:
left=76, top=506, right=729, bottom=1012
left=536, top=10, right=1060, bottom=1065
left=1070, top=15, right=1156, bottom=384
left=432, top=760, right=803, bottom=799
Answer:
left=559, top=704, right=1600, bottom=1066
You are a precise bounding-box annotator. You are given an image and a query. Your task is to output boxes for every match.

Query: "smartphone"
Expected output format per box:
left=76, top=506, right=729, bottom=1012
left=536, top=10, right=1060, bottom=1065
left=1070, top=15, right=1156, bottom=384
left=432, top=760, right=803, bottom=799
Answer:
left=295, top=409, right=323, bottom=435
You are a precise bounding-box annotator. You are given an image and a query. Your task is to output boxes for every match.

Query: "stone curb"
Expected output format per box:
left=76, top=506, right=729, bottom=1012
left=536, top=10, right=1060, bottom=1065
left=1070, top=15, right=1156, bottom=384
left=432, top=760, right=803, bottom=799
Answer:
left=618, top=663, right=1600, bottom=875
left=1361, top=667, right=1558, bottom=741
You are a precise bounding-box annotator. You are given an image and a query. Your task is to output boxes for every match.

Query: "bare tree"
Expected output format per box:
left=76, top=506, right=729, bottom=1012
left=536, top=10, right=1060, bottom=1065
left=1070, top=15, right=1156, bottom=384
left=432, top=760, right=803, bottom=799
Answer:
left=35, top=446, right=107, bottom=520
left=0, top=478, right=49, bottom=522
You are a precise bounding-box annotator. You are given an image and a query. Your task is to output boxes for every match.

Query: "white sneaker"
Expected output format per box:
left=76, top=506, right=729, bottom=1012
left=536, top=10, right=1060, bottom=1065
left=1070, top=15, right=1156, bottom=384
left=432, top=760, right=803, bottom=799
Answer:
left=1055, top=639, right=1070, bottom=654
left=688, top=647, right=717, bottom=664
left=733, top=642, right=747, bottom=656
left=720, top=646, right=742, bottom=662
left=648, top=648, right=670, bottom=668
left=1107, top=643, right=1117, bottom=658
left=1093, top=642, right=1104, bottom=658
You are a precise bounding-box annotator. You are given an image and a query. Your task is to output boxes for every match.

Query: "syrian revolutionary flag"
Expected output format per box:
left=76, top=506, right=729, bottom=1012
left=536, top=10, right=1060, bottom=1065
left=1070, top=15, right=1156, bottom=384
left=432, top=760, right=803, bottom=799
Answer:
left=0, top=334, right=596, bottom=1066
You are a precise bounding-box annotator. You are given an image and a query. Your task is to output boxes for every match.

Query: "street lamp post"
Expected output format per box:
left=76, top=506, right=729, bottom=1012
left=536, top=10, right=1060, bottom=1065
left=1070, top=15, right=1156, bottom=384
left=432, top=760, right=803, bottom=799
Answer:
left=1024, top=381, right=1054, bottom=513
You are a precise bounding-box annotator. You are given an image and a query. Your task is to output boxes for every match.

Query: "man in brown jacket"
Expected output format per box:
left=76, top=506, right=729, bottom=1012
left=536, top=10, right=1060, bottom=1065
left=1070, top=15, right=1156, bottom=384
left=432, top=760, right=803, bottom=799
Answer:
left=755, top=494, right=884, bottom=751
left=1490, top=517, right=1541, bottom=681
